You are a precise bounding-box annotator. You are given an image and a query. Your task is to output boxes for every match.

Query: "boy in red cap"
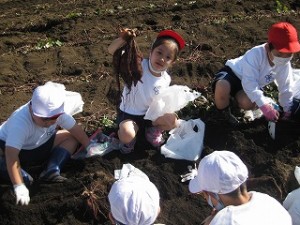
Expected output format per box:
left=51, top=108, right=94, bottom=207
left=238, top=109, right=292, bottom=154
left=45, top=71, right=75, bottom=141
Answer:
left=108, top=28, right=185, bottom=153
left=212, top=22, right=300, bottom=124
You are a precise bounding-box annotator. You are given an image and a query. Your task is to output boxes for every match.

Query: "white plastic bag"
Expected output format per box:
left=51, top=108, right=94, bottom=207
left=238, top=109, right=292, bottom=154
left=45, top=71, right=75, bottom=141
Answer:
left=144, top=85, right=201, bottom=121
left=161, top=119, right=205, bottom=161
left=64, top=91, right=84, bottom=116
left=295, top=166, right=300, bottom=185
left=114, top=163, right=149, bottom=180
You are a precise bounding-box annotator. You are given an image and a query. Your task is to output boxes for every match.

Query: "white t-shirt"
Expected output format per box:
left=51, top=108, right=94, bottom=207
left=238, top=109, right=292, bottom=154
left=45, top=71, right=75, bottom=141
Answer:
left=283, top=187, right=300, bottom=225
left=226, top=43, right=293, bottom=112
left=0, top=102, right=76, bottom=150
left=119, top=58, right=171, bottom=115
left=210, top=191, right=292, bottom=225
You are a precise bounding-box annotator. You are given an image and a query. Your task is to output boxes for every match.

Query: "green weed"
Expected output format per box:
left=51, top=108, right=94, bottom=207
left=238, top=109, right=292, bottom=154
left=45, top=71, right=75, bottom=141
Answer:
left=275, top=0, right=289, bottom=13
left=35, top=39, right=63, bottom=50
left=99, top=115, right=115, bottom=128
left=66, top=12, right=82, bottom=19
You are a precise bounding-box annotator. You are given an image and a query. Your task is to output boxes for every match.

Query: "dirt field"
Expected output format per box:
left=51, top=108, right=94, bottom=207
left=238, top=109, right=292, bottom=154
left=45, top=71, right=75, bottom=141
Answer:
left=0, top=0, right=300, bottom=224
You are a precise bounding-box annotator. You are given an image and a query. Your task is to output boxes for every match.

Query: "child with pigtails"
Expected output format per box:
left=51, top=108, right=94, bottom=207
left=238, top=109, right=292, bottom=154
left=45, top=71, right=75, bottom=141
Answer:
left=108, top=28, right=185, bottom=153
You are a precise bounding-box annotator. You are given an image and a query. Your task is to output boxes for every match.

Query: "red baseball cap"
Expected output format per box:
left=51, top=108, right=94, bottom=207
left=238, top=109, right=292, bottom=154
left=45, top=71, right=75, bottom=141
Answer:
left=268, top=22, right=300, bottom=53
left=157, top=30, right=185, bottom=50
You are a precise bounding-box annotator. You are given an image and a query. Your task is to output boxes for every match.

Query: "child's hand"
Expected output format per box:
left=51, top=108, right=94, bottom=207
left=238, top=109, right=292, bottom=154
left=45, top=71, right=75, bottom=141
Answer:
left=259, top=104, right=279, bottom=121
left=120, top=28, right=137, bottom=41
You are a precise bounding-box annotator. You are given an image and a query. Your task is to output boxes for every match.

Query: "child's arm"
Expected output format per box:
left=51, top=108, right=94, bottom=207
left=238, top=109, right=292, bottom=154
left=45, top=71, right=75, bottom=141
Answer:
left=153, top=113, right=179, bottom=131
left=68, top=123, right=90, bottom=150
left=108, top=28, right=137, bottom=55
left=108, top=37, right=126, bottom=55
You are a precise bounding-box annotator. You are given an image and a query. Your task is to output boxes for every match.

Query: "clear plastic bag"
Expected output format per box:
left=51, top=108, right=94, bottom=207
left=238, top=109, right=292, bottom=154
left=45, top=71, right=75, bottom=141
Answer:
left=72, top=130, right=121, bottom=159
left=161, top=119, right=205, bottom=161
left=144, top=85, right=201, bottom=121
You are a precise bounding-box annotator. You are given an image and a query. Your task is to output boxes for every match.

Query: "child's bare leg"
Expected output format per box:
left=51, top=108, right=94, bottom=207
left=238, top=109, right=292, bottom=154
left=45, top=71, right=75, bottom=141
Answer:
left=118, top=119, right=139, bottom=144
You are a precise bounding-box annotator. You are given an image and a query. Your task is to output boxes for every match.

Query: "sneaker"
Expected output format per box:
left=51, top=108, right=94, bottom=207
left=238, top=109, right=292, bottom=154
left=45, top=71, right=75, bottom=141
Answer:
left=145, top=126, right=165, bottom=147
left=253, top=108, right=263, bottom=119
left=120, top=138, right=136, bottom=154
left=243, top=110, right=254, bottom=122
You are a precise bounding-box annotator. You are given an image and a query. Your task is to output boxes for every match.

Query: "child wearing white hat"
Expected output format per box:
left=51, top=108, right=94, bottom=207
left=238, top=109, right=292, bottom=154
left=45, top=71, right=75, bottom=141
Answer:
left=0, top=82, right=91, bottom=206
left=108, top=175, right=160, bottom=225
left=189, top=150, right=292, bottom=225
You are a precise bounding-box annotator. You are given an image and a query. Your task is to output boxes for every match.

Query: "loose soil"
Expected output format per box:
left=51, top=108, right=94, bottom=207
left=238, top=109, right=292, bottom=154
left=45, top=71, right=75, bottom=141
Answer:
left=0, top=0, right=300, bottom=224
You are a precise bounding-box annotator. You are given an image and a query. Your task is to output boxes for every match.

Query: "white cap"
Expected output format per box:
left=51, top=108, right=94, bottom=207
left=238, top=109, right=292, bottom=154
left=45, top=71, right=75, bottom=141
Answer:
left=189, top=150, right=248, bottom=194
left=31, top=82, right=66, bottom=117
left=108, top=175, right=160, bottom=225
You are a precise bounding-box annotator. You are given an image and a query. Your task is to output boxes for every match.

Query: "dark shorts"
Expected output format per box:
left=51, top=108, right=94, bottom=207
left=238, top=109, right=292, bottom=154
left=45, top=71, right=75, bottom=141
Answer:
left=291, top=98, right=300, bottom=121
left=212, top=66, right=243, bottom=97
left=0, top=134, right=56, bottom=168
left=116, top=110, right=152, bottom=133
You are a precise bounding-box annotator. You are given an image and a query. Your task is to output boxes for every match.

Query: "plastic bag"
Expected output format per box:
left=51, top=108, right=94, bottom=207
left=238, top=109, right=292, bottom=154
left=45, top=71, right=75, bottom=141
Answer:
left=64, top=91, right=84, bottom=116
left=295, top=166, right=300, bottom=185
left=144, top=85, right=201, bottom=121
left=161, top=119, right=205, bottom=161
left=114, top=163, right=149, bottom=181
left=72, top=130, right=121, bottom=159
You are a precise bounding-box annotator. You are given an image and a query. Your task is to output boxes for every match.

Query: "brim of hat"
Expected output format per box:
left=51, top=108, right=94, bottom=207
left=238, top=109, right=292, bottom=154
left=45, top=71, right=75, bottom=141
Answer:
left=277, top=41, right=300, bottom=53
left=157, top=30, right=185, bottom=50
left=188, top=176, right=202, bottom=193
left=32, top=103, right=65, bottom=118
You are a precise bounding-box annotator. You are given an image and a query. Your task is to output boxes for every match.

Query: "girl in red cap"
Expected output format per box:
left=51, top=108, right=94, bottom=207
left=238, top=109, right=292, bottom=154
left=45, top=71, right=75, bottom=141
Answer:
left=108, top=28, right=185, bottom=153
left=212, top=22, right=300, bottom=124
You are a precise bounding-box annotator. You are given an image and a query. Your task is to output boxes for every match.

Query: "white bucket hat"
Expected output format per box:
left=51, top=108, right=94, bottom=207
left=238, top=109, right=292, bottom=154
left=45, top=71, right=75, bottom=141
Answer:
left=189, top=150, right=248, bottom=194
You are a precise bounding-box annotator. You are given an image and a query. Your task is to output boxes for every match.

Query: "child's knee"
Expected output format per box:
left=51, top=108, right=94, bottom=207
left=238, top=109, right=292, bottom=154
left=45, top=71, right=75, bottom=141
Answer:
left=118, top=121, right=138, bottom=143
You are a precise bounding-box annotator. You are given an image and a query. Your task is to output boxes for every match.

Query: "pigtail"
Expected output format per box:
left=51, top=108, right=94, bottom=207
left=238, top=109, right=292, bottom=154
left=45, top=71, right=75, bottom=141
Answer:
left=112, top=29, right=143, bottom=93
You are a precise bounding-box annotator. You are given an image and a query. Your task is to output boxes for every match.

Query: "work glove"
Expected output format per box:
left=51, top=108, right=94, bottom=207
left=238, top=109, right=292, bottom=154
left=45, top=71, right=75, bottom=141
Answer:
left=259, top=104, right=279, bottom=121
left=180, top=164, right=198, bottom=182
left=14, top=183, right=30, bottom=205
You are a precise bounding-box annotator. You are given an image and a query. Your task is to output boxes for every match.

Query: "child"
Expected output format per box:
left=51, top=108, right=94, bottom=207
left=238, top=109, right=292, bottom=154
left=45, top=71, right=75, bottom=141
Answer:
left=108, top=28, right=185, bottom=153
left=189, top=150, right=292, bottom=225
left=0, top=82, right=91, bottom=205
left=108, top=174, right=160, bottom=225
left=212, top=22, right=300, bottom=124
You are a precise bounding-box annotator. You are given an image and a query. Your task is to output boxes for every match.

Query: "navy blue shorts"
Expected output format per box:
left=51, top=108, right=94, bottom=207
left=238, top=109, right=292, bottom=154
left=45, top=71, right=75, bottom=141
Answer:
left=116, top=110, right=152, bottom=133
left=0, top=134, right=56, bottom=168
left=212, top=66, right=243, bottom=97
left=291, top=98, right=300, bottom=121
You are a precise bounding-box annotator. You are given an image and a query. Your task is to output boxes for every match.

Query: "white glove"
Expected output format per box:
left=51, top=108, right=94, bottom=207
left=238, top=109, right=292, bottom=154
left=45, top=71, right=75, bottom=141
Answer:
left=180, top=164, right=198, bottom=182
left=14, top=183, right=30, bottom=205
